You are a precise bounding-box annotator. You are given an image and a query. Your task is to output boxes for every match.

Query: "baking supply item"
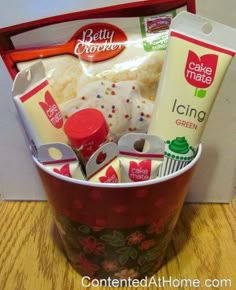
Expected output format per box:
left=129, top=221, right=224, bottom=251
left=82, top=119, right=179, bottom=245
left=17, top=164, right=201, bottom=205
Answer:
left=12, top=61, right=68, bottom=157
left=119, top=133, right=164, bottom=182
left=148, top=11, right=236, bottom=175
left=86, top=142, right=120, bottom=183
left=64, top=108, right=109, bottom=162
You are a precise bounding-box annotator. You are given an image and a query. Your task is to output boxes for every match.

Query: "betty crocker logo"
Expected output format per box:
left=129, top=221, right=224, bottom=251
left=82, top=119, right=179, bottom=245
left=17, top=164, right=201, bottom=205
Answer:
left=39, top=91, right=63, bottom=128
left=74, top=23, right=127, bottom=62
left=185, top=50, right=218, bottom=91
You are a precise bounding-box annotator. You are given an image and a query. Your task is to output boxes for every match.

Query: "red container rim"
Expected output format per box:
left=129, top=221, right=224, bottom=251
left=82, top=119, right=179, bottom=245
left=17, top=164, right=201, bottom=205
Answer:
left=33, top=144, right=202, bottom=188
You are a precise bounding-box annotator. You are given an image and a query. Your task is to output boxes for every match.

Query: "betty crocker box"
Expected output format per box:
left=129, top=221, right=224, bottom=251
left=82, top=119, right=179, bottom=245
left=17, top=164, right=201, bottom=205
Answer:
left=0, top=0, right=235, bottom=202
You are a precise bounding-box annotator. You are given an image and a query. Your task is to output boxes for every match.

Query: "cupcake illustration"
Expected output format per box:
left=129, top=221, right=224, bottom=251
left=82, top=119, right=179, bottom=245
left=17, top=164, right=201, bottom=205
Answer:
left=160, top=136, right=196, bottom=176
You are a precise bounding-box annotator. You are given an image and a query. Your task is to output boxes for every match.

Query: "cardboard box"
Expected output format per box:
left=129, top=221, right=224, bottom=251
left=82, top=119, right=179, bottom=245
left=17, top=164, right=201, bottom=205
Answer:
left=0, top=0, right=235, bottom=202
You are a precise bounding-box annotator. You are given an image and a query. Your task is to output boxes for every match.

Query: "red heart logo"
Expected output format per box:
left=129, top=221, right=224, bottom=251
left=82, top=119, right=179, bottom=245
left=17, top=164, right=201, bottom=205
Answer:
left=128, top=160, right=151, bottom=182
left=96, top=151, right=107, bottom=164
left=39, top=91, right=63, bottom=128
left=99, top=166, right=119, bottom=183
left=185, top=50, right=218, bottom=89
left=53, top=164, right=72, bottom=177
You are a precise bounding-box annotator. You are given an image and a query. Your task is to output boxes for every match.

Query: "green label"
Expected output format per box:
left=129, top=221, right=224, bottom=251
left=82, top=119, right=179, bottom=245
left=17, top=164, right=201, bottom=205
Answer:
left=140, top=11, right=176, bottom=51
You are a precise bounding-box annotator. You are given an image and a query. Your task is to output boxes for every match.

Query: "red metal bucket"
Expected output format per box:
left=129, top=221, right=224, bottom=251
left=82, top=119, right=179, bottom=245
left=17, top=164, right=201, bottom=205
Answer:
left=34, top=145, right=202, bottom=280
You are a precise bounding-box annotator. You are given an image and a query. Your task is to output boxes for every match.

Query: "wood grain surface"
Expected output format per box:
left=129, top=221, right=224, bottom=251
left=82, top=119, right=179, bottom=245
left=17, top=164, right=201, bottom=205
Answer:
left=0, top=196, right=235, bottom=290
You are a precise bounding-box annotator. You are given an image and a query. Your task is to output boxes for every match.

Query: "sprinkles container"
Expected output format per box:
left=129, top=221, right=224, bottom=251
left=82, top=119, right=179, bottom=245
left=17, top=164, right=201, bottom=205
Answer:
left=64, top=108, right=109, bottom=161
left=34, top=145, right=202, bottom=280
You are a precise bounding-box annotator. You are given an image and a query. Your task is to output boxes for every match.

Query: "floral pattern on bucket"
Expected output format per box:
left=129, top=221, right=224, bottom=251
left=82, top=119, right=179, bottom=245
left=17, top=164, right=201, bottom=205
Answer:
left=54, top=209, right=179, bottom=279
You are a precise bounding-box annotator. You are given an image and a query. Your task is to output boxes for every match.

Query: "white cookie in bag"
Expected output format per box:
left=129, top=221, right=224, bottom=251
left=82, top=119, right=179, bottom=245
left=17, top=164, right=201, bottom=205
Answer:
left=15, top=14, right=171, bottom=141
left=61, top=80, right=153, bottom=142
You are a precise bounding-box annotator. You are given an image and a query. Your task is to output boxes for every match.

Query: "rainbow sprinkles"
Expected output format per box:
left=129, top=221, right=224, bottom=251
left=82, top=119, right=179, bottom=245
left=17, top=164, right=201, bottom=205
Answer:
left=61, top=80, right=153, bottom=142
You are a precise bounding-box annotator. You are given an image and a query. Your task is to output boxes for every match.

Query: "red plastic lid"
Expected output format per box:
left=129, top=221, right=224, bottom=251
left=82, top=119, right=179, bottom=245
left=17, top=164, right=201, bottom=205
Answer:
left=64, top=108, right=109, bottom=149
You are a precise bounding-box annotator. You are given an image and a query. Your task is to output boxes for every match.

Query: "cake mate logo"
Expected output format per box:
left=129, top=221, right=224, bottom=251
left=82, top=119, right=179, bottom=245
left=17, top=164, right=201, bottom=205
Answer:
left=99, top=166, right=119, bottom=183
left=184, top=50, right=218, bottom=98
left=129, top=160, right=151, bottom=182
left=39, top=91, right=63, bottom=128
left=53, top=164, right=72, bottom=177
left=74, top=23, right=127, bottom=62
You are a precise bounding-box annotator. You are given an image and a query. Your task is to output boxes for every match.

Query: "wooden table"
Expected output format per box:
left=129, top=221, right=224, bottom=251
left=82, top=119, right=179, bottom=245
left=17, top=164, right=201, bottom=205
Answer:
left=0, top=197, right=235, bottom=290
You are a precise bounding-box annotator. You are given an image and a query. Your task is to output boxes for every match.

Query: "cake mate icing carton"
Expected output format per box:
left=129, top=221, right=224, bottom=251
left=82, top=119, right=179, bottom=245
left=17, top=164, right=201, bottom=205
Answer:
left=148, top=12, right=236, bottom=176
